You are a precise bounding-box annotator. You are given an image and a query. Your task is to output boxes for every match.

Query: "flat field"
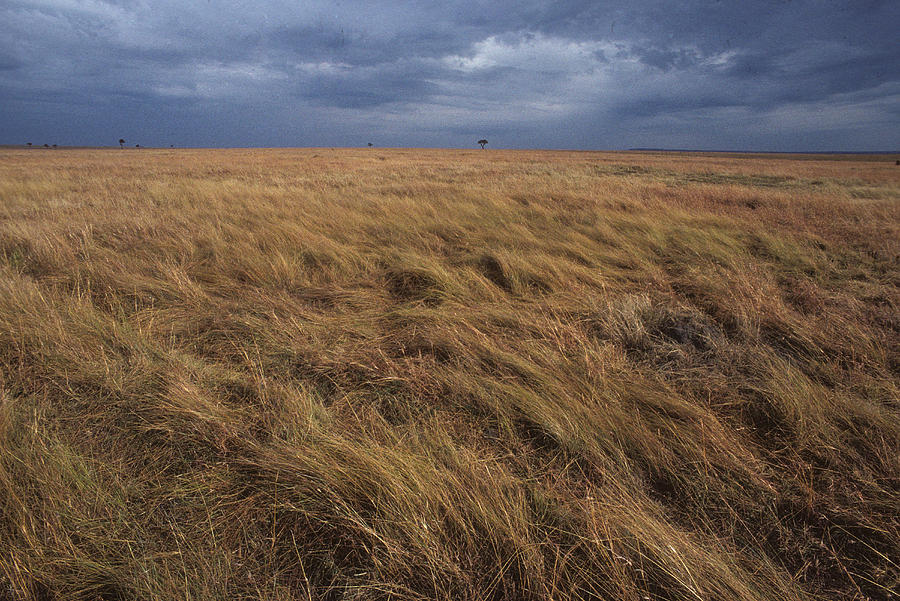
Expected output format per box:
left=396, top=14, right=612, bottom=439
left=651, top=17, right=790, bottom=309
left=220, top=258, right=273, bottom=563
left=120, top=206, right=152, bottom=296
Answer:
left=0, top=148, right=898, bottom=600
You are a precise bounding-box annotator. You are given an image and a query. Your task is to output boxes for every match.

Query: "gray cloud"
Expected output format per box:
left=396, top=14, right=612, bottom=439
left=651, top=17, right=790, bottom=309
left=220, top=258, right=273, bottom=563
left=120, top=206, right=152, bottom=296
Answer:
left=1, top=0, right=897, bottom=150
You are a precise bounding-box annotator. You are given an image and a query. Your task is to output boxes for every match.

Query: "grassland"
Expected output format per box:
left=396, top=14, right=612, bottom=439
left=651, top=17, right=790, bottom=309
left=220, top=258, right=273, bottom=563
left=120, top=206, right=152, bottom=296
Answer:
left=0, top=147, right=897, bottom=600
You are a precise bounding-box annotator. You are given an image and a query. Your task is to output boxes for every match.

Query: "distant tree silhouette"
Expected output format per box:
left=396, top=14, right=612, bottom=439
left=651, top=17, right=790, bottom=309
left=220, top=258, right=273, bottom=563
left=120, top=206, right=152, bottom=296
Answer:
left=43, top=144, right=49, bottom=148
left=170, top=145, right=174, bottom=148
left=135, top=144, right=140, bottom=148
left=368, top=142, right=373, bottom=147
left=119, top=139, right=125, bottom=149
left=478, top=139, right=488, bottom=149
left=26, top=142, right=32, bottom=147
left=52, top=144, right=58, bottom=149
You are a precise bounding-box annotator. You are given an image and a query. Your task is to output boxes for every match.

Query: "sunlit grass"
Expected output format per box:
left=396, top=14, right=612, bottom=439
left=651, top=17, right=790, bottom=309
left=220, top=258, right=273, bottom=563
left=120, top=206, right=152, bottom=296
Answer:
left=1, top=147, right=898, bottom=600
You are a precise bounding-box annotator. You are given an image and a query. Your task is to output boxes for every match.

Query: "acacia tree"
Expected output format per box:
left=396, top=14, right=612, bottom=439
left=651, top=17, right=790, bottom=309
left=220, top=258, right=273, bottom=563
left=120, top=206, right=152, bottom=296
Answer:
left=119, top=139, right=125, bottom=149
left=26, top=142, right=32, bottom=147
left=478, top=139, right=488, bottom=149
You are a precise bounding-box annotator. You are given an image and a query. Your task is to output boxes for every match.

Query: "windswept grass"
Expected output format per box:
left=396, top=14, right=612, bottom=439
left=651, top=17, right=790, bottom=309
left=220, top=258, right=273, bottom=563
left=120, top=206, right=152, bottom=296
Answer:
left=1, top=148, right=898, bottom=600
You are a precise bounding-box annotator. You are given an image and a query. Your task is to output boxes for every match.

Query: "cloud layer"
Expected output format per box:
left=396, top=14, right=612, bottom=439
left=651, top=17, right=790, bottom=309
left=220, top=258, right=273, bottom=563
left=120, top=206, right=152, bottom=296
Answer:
left=2, top=0, right=898, bottom=150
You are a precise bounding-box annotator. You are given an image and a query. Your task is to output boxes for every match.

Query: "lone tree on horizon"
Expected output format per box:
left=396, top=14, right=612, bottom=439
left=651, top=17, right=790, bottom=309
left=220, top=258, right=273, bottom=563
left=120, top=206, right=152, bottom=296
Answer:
left=26, top=142, right=32, bottom=147
left=119, top=139, right=125, bottom=149
left=478, top=139, right=488, bottom=149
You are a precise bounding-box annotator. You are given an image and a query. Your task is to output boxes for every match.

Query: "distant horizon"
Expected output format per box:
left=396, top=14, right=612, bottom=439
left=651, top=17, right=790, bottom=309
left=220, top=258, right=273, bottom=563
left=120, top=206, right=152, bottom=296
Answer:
left=3, top=143, right=898, bottom=156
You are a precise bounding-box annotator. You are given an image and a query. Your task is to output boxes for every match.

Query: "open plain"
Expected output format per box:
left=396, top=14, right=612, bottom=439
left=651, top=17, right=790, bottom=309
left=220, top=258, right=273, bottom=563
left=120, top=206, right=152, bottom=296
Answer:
left=0, top=148, right=898, bottom=600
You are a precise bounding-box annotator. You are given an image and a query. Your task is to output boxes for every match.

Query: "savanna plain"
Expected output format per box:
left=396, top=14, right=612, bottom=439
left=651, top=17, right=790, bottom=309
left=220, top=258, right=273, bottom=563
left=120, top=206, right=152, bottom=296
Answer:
left=0, top=147, right=898, bottom=601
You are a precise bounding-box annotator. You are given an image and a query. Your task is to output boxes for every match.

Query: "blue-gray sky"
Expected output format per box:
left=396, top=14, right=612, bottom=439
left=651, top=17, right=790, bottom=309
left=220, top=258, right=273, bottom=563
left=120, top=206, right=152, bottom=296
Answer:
left=2, top=0, right=898, bottom=150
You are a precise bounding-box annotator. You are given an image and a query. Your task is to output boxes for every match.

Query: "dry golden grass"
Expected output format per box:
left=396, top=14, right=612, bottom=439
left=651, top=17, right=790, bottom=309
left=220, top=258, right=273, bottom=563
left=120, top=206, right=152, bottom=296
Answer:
left=0, top=147, right=898, bottom=600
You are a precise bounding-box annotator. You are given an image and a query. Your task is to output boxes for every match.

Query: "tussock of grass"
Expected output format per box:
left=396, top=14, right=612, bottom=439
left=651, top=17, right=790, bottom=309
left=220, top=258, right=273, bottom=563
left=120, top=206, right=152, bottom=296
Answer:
left=1, top=148, right=898, bottom=600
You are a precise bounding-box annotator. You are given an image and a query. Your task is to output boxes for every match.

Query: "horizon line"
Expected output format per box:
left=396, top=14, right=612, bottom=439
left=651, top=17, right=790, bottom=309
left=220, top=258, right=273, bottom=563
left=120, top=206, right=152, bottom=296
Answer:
left=2, top=144, right=898, bottom=155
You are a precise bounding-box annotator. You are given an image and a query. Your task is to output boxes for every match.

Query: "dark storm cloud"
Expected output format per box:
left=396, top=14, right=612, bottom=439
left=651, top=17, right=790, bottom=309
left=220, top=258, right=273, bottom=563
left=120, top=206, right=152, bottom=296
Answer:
left=297, top=61, right=442, bottom=108
left=1, top=0, right=897, bottom=149
left=0, top=54, right=24, bottom=72
left=632, top=47, right=701, bottom=72
left=269, top=23, right=474, bottom=67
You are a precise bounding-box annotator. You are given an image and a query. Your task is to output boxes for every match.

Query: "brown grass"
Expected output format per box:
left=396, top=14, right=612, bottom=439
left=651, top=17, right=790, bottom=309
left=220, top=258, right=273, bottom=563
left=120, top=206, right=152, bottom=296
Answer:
left=1, top=147, right=898, bottom=600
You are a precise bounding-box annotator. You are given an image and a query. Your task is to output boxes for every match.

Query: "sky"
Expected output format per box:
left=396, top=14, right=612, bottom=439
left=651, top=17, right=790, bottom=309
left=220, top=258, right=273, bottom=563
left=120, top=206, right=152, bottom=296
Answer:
left=1, top=0, right=898, bottom=151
